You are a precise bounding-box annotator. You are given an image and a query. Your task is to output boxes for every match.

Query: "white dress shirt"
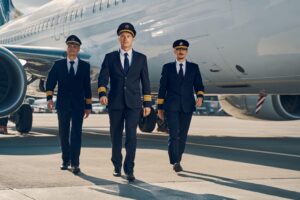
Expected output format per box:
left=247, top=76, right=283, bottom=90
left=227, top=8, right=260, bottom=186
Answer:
left=67, top=57, right=79, bottom=75
left=176, top=59, right=186, bottom=76
left=119, top=48, right=133, bottom=69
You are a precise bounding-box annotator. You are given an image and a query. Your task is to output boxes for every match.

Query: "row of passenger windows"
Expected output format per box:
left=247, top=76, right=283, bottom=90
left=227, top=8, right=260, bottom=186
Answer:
left=0, top=0, right=127, bottom=44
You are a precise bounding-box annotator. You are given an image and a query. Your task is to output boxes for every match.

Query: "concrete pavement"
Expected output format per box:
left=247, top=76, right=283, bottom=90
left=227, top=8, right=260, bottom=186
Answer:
left=0, top=114, right=299, bottom=199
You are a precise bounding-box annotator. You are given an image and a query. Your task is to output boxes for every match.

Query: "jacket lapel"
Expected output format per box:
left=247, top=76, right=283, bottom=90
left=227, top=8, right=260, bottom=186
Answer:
left=182, top=61, right=191, bottom=84
left=76, top=59, right=82, bottom=78
left=63, top=59, right=69, bottom=76
left=171, top=62, right=182, bottom=86
left=127, top=49, right=137, bottom=75
left=114, top=51, right=126, bottom=75
left=172, top=61, right=177, bottom=76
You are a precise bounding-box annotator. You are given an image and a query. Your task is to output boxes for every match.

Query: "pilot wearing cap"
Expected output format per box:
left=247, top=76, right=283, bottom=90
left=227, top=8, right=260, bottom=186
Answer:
left=157, top=39, right=204, bottom=173
left=98, top=22, right=152, bottom=182
left=46, top=35, right=92, bottom=175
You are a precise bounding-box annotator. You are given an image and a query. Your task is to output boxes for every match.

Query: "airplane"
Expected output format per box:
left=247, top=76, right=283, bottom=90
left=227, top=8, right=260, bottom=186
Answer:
left=0, top=0, right=300, bottom=133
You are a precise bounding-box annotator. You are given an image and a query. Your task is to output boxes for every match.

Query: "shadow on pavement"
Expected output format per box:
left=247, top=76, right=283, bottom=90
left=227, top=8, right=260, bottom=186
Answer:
left=79, top=172, right=235, bottom=200
left=0, top=127, right=299, bottom=171
left=178, top=170, right=300, bottom=199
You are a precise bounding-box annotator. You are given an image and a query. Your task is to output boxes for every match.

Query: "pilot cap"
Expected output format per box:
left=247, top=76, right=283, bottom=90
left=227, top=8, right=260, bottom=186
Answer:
left=173, top=39, right=189, bottom=49
left=117, top=22, right=136, bottom=37
left=66, top=35, right=82, bottom=46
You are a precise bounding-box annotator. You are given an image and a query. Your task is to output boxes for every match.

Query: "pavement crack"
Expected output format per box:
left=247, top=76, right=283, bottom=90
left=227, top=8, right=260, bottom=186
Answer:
left=10, top=188, right=37, bottom=200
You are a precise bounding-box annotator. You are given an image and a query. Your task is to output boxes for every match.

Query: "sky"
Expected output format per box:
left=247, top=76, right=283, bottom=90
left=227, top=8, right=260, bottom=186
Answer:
left=12, top=0, right=51, bottom=15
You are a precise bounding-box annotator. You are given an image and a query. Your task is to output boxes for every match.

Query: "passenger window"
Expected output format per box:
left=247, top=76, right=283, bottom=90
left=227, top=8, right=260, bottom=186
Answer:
left=44, top=21, right=48, bottom=30
left=80, top=7, right=84, bottom=18
left=75, top=9, right=79, bottom=19
left=64, top=12, right=68, bottom=23
left=39, top=23, right=43, bottom=32
left=99, top=0, right=103, bottom=10
left=56, top=15, right=60, bottom=25
left=93, top=0, right=98, bottom=13
left=51, top=17, right=55, bottom=27
left=70, top=10, right=75, bottom=21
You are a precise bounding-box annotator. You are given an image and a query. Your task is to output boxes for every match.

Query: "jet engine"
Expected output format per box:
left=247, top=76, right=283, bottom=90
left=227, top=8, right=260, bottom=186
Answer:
left=0, top=46, right=26, bottom=117
left=219, top=95, right=300, bottom=120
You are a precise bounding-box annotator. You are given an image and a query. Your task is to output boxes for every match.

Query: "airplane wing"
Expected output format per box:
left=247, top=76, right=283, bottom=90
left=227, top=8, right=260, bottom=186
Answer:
left=0, top=44, right=90, bottom=117
left=4, top=44, right=90, bottom=78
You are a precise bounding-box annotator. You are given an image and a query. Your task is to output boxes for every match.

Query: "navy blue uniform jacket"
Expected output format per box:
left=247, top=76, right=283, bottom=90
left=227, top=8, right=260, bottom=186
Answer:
left=98, top=50, right=152, bottom=109
left=46, top=59, right=92, bottom=111
left=157, top=61, right=204, bottom=113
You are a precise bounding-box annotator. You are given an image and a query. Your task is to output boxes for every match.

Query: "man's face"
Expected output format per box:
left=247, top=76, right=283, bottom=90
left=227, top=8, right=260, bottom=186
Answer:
left=174, top=48, right=188, bottom=60
left=118, top=32, right=134, bottom=50
left=67, top=44, right=80, bottom=58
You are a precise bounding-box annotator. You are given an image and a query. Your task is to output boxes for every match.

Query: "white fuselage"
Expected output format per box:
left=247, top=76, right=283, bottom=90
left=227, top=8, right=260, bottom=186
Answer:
left=1, top=0, right=300, bottom=96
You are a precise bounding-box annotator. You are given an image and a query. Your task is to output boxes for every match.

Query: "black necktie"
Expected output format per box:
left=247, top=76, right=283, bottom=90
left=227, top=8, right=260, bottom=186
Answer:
left=124, top=53, right=129, bottom=74
left=179, top=63, right=184, bottom=82
left=69, top=61, right=75, bottom=78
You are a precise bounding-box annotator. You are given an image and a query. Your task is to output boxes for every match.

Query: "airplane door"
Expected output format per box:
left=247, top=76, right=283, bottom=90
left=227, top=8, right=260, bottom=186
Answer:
left=189, top=36, right=239, bottom=86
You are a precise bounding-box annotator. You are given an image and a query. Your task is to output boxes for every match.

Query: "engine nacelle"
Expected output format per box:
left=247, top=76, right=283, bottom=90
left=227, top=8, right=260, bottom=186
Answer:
left=219, top=95, right=300, bottom=120
left=0, top=46, right=26, bottom=117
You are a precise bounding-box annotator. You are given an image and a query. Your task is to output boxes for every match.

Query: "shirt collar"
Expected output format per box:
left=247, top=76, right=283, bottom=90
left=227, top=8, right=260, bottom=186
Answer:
left=67, top=57, right=78, bottom=64
left=176, top=59, right=186, bottom=66
left=120, top=48, right=133, bottom=57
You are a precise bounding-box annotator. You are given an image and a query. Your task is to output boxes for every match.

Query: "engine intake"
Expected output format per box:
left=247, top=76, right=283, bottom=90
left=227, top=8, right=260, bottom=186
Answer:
left=0, top=46, right=26, bottom=117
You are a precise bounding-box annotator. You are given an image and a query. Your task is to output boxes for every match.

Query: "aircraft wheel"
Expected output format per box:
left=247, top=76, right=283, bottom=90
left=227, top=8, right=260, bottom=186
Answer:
left=12, top=104, right=33, bottom=133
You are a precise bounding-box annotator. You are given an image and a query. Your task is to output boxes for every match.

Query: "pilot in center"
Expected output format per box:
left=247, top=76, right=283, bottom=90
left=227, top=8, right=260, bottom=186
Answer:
left=97, top=22, right=152, bottom=182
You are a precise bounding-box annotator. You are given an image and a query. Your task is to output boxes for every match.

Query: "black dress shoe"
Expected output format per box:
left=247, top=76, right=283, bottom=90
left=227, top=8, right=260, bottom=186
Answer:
left=60, top=162, right=70, bottom=170
left=71, top=166, right=81, bottom=175
left=173, top=163, right=183, bottom=172
left=113, top=169, right=121, bottom=177
left=125, top=173, right=135, bottom=182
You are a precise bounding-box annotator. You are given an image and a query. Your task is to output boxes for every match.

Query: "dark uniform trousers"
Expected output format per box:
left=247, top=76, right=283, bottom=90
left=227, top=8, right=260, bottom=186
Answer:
left=157, top=61, right=205, bottom=165
left=166, top=110, right=192, bottom=164
left=98, top=50, right=152, bottom=174
left=57, top=109, right=84, bottom=166
left=109, top=107, right=140, bottom=173
left=46, top=59, right=92, bottom=167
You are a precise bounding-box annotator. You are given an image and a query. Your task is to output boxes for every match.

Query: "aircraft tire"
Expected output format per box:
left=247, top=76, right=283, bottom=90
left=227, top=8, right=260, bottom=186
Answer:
left=14, top=104, right=33, bottom=133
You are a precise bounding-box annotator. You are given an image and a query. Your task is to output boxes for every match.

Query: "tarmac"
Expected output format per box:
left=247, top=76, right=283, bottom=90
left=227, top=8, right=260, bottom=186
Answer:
left=0, top=113, right=299, bottom=200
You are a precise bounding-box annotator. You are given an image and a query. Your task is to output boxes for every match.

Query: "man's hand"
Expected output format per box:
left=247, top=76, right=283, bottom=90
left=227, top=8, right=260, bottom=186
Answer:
left=84, top=109, right=91, bottom=119
left=47, top=100, right=54, bottom=110
left=196, top=97, right=203, bottom=107
left=157, top=109, right=164, bottom=120
left=99, top=96, right=108, bottom=105
left=143, top=107, right=151, bottom=117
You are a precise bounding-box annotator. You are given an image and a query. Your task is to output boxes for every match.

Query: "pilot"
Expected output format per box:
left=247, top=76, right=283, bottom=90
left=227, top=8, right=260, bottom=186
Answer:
left=157, top=39, right=205, bottom=172
left=46, top=35, right=92, bottom=175
left=0, top=117, right=8, bottom=134
left=98, top=22, right=152, bottom=182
